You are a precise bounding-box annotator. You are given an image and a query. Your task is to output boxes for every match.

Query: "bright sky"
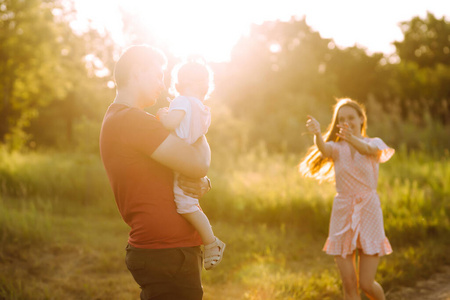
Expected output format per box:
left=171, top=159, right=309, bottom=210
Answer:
left=72, top=0, right=450, bottom=62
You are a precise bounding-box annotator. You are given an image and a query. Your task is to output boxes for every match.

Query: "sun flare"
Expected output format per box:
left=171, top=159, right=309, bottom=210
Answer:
left=73, top=0, right=449, bottom=62
left=73, top=0, right=298, bottom=63
left=116, top=0, right=256, bottom=62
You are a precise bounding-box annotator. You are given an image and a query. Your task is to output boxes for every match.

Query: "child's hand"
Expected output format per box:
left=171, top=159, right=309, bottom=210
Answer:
left=306, top=115, right=321, bottom=135
left=156, top=107, right=169, bottom=120
left=336, top=123, right=353, bottom=141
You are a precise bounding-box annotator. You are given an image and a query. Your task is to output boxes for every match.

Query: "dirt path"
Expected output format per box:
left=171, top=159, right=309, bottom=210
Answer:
left=386, top=265, right=450, bottom=300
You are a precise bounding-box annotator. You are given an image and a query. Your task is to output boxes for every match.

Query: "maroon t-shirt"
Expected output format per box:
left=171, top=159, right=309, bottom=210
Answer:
left=99, top=103, right=202, bottom=248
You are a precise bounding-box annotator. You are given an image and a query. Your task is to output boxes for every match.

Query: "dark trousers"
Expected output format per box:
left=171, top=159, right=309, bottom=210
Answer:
left=125, top=244, right=203, bottom=300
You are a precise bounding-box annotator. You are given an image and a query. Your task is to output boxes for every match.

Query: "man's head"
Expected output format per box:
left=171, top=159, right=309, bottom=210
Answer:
left=114, top=45, right=168, bottom=107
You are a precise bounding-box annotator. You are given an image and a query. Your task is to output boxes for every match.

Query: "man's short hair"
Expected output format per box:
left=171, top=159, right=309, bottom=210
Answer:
left=114, top=45, right=167, bottom=89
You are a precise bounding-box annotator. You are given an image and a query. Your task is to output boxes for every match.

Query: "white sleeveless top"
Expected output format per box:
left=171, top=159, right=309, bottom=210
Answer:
left=169, top=96, right=211, bottom=144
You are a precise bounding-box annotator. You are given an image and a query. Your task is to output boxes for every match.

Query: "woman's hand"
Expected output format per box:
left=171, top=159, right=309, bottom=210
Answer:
left=177, top=175, right=211, bottom=199
left=337, top=124, right=379, bottom=156
left=306, top=115, right=321, bottom=135
left=336, top=123, right=354, bottom=141
left=307, top=115, right=332, bottom=157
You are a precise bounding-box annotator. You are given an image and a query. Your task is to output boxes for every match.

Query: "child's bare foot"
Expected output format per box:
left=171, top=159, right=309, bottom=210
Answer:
left=204, top=237, right=226, bottom=270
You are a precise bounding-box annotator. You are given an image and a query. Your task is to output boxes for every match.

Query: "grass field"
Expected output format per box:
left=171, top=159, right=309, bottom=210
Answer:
left=0, top=147, right=449, bottom=299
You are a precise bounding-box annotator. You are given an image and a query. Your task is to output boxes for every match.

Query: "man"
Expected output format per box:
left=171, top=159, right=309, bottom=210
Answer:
left=99, top=45, right=211, bottom=300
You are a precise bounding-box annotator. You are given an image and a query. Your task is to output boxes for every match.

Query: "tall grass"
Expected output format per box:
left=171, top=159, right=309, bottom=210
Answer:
left=205, top=144, right=334, bottom=234
left=0, top=196, right=53, bottom=247
left=0, top=149, right=112, bottom=204
left=0, top=147, right=449, bottom=299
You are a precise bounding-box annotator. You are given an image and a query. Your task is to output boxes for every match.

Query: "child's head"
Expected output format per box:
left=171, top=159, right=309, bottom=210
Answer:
left=327, top=98, right=367, bottom=142
left=170, top=60, right=214, bottom=99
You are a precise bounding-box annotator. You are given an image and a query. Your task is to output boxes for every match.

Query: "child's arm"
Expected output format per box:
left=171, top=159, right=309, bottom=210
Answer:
left=306, top=115, right=332, bottom=158
left=337, top=124, right=379, bottom=156
left=157, top=108, right=186, bottom=131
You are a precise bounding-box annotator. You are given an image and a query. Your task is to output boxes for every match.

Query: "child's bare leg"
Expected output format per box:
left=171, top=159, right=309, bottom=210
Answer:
left=182, top=211, right=215, bottom=245
left=182, top=211, right=225, bottom=270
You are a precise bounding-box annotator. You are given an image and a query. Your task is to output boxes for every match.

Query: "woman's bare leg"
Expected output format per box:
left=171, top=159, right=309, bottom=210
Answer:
left=359, top=253, right=385, bottom=300
left=335, top=252, right=361, bottom=300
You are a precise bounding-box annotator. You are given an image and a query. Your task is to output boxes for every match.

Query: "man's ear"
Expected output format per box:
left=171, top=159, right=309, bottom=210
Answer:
left=131, top=65, right=144, bottom=81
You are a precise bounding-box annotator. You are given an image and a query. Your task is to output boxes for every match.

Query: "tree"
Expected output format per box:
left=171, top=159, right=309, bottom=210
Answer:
left=0, top=0, right=69, bottom=148
left=0, top=0, right=117, bottom=149
left=27, top=7, right=117, bottom=149
left=326, top=46, right=384, bottom=103
left=222, top=18, right=330, bottom=150
left=390, top=12, right=450, bottom=124
left=395, top=12, right=450, bottom=68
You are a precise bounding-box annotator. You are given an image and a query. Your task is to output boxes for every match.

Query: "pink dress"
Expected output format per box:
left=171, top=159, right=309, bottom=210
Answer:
left=322, top=137, right=395, bottom=258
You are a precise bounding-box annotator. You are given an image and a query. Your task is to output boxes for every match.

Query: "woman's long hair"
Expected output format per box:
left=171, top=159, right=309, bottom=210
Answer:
left=299, top=98, right=367, bottom=182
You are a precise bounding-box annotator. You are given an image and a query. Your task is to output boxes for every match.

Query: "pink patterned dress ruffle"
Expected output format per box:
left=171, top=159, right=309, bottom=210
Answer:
left=322, top=137, right=395, bottom=258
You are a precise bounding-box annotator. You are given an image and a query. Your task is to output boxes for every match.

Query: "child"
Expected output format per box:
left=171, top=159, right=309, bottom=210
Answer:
left=157, top=60, right=225, bottom=270
left=299, top=98, right=394, bottom=300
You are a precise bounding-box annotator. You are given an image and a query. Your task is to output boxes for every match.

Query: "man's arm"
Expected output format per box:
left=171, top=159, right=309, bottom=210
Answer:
left=178, top=175, right=211, bottom=199
left=158, top=109, right=186, bottom=130
left=151, top=134, right=211, bottom=178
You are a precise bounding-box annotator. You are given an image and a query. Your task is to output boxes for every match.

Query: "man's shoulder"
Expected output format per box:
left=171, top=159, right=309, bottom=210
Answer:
left=106, top=104, right=158, bottom=123
left=102, top=104, right=169, bottom=154
left=102, top=105, right=166, bottom=144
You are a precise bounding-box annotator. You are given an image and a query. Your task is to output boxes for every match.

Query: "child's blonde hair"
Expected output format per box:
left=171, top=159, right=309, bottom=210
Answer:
left=299, top=98, right=367, bottom=182
left=170, top=59, right=214, bottom=99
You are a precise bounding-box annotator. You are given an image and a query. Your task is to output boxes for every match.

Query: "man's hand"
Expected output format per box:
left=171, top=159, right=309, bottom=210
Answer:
left=178, top=175, right=211, bottom=199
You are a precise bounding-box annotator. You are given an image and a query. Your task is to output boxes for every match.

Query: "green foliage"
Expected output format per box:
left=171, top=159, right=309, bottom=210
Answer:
left=0, top=196, right=52, bottom=246
left=207, top=14, right=450, bottom=154
left=395, top=12, right=450, bottom=68
left=364, top=96, right=450, bottom=152
left=216, top=18, right=338, bottom=152
left=1, top=5, right=450, bottom=153
left=378, top=60, right=450, bottom=124
left=0, top=0, right=68, bottom=147
left=203, top=146, right=333, bottom=235
left=330, top=47, right=384, bottom=101
left=0, top=149, right=112, bottom=204
left=374, top=12, right=450, bottom=125
left=379, top=149, right=450, bottom=248
left=0, top=0, right=116, bottom=151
